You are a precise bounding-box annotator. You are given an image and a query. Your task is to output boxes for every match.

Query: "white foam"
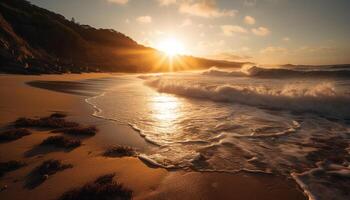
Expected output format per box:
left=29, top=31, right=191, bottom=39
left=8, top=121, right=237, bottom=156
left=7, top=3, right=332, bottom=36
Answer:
left=145, top=77, right=350, bottom=119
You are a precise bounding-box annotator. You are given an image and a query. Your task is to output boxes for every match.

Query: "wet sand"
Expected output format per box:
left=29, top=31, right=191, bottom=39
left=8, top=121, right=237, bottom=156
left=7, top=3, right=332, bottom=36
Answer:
left=0, top=74, right=307, bottom=200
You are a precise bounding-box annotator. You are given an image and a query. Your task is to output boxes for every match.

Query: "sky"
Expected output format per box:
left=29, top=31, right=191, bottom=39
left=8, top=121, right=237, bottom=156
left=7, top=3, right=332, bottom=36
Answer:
left=28, top=0, right=350, bottom=65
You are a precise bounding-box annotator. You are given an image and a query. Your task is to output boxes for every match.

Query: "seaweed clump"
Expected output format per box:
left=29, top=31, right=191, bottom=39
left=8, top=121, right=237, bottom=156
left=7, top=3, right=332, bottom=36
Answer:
left=59, top=173, right=132, bottom=200
left=57, top=126, right=98, bottom=136
left=103, top=145, right=137, bottom=158
left=0, top=160, right=26, bottom=177
left=41, top=136, right=81, bottom=149
left=26, top=159, right=72, bottom=188
left=0, top=128, right=31, bottom=142
left=14, top=114, right=78, bottom=129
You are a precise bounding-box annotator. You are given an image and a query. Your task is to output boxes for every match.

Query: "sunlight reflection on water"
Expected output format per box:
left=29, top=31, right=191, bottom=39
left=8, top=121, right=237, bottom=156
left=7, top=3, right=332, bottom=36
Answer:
left=150, top=94, right=180, bottom=121
left=147, top=93, right=183, bottom=137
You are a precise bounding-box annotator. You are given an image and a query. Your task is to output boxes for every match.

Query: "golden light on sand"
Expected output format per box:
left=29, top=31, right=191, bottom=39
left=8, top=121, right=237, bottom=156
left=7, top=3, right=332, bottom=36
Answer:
left=157, top=38, right=185, bottom=57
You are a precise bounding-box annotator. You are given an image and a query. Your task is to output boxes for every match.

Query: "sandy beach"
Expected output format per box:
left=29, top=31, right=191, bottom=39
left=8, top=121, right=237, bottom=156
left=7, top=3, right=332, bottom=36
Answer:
left=1, top=0, right=350, bottom=199
left=0, top=74, right=307, bottom=200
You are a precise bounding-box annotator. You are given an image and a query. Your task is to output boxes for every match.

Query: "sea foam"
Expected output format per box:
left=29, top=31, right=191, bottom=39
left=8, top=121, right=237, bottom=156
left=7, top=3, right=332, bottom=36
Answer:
left=144, top=76, right=350, bottom=119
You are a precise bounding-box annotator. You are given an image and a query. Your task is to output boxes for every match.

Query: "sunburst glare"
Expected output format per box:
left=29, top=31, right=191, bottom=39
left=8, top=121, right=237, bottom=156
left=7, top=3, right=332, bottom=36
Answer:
left=157, top=38, right=185, bottom=57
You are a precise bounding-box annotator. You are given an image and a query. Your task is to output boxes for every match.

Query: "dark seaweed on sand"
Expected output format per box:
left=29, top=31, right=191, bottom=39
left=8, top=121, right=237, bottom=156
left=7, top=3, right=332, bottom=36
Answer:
left=14, top=115, right=78, bottom=129
left=41, top=136, right=81, bottom=149
left=35, top=160, right=72, bottom=176
left=13, top=114, right=98, bottom=137
left=0, top=160, right=26, bottom=177
left=103, top=145, right=137, bottom=158
left=49, top=113, right=67, bottom=118
left=56, top=126, right=98, bottom=136
left=25, top=160, right=72, bottom=189
left=0, top=128, right=31, bottom=142
left=58, top=173, right=132, bottom=200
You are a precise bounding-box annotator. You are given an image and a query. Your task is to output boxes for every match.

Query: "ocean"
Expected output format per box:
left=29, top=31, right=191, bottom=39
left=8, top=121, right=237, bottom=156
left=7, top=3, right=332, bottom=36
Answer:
left=86, top=66, right=350, bottom=200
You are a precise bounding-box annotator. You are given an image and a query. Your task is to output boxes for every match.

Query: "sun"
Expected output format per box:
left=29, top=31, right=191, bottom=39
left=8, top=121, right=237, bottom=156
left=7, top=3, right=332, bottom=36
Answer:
left=157, top=38, right=185, bottom=57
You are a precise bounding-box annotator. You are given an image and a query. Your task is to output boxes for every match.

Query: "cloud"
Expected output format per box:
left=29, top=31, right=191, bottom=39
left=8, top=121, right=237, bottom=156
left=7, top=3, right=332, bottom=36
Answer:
left=297, top=46, right=336, bottom=53
left=221, top=25, right=248, bottom=36
left=261, top=45, right=336, bottom=56
left=141, top=30, right=165, bottom=37
left=180, top=18, right=192, bottom=27
left=252, top=27, right=270, bottom=36
left=197, top=40, right=225, bottom=49
left=282, top=37, right=290, bottom=42
left=244, top=0, right=257, bottom=7
left=155, top=30, right=164, bottom=35
left=107, top=0, right=129, bottom=5
left=241, top=46, right=251, bottom=51
left=136, top=16, right=152, bottom=24
left=179, top=0, right=237, bottom=18
left=260, top=46, right=288, bottom=54
left=157, top=0, right=177, bottom=6
left=244, top=16, right=256, bottom=25
left=213, top=52, right=252, bottom=61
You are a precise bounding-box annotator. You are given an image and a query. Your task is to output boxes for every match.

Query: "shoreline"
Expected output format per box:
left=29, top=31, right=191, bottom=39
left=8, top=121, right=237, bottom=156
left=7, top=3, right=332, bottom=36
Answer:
left=0, top=74, right=307, bottom=200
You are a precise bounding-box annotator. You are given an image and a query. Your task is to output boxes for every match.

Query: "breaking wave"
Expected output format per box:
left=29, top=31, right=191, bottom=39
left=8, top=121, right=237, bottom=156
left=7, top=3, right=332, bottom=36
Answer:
left=203, top=66, right=350, bottom=78
left=145, top=77, right=350, bottom=119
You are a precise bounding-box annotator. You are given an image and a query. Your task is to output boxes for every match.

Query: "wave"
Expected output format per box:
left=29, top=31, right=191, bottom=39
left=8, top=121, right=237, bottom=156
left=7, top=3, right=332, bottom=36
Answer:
left=203, top=66, right=350, bottom=78
left=202, top=67, right=244, bottom=77
left=291, top=161, right=350, bottom=200
left=145, top=77, right=350, bottom=119
left=229, top=120, right=300, bottom=138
